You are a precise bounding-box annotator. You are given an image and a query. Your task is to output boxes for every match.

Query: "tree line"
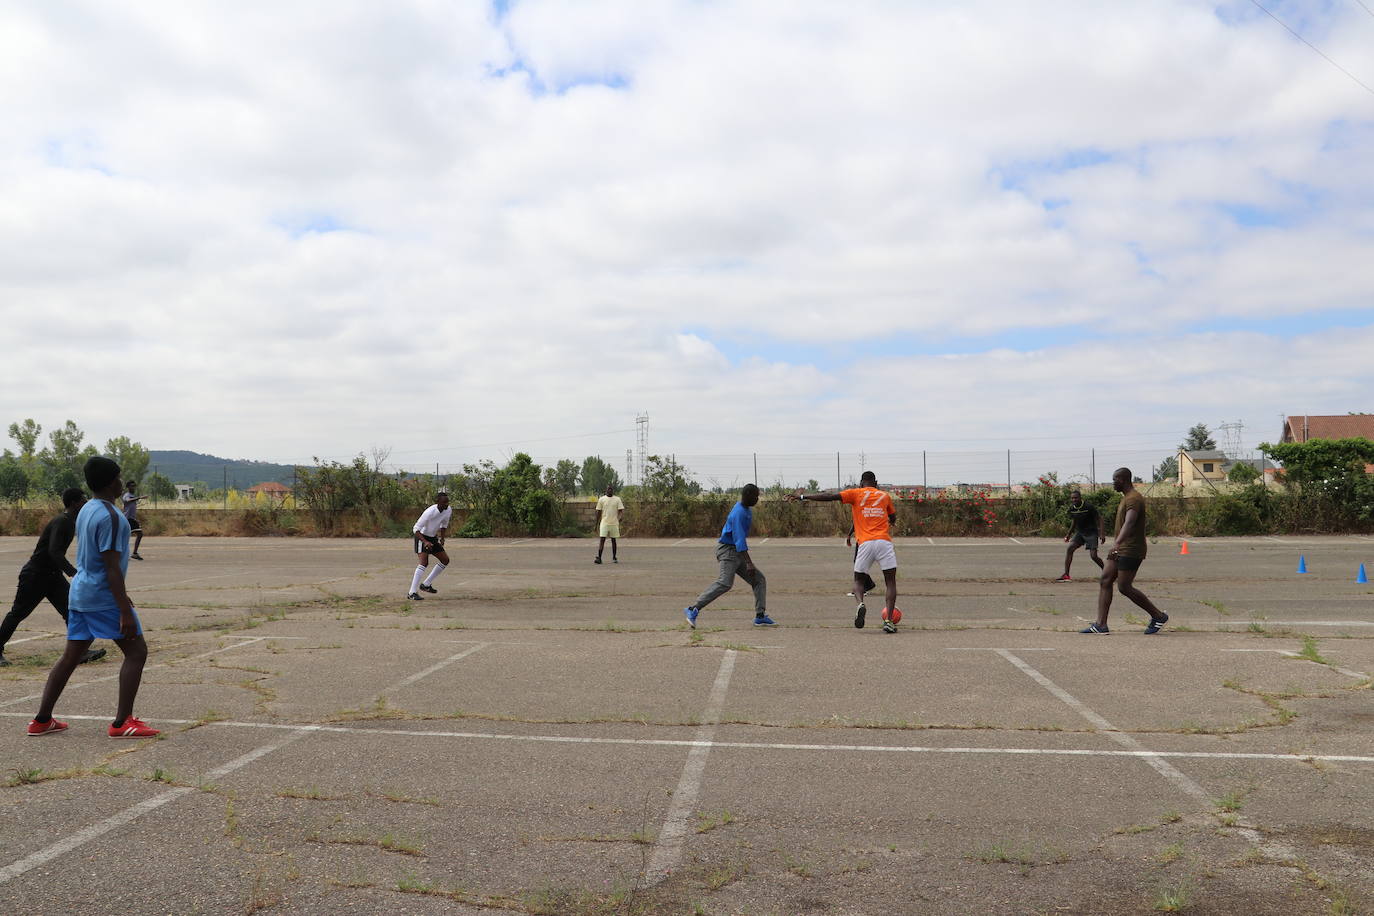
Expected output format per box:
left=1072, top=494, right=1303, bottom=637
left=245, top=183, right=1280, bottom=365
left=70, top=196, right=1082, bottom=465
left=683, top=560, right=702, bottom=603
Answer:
left=1, top=419, right=175, bottom=501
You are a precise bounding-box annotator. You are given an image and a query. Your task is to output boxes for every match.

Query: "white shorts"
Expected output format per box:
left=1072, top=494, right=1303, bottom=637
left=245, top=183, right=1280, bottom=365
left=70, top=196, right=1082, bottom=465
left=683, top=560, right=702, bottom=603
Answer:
left=599, top=521, right=620, bottom=538
left=854, top=539, right=897, bottom=573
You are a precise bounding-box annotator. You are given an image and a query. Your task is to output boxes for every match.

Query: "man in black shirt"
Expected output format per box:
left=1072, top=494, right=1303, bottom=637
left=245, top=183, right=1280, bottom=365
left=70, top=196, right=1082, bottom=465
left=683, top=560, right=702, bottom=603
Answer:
left=1056, top=490, right=1104, bottom=582
left=0, top=488, right=107, bottom=666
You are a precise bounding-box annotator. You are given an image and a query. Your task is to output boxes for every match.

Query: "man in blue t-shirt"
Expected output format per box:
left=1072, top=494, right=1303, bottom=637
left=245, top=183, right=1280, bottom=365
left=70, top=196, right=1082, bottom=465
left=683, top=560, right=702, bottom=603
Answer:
left=682, top=484, right=775, bottom=628
left=27, top=456, right=160, bottom=739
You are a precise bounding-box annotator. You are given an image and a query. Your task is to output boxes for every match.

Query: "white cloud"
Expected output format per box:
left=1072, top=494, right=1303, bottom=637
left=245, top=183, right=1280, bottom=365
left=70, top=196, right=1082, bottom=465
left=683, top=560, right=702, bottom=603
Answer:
left=1, top=0, right=1371, bottom=476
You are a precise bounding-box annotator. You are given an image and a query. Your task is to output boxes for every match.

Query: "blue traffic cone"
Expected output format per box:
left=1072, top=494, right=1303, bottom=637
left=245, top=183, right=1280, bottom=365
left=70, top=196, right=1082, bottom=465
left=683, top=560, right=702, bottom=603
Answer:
left=1297, top=555, right=1308, bottom=574
left=1359, top=563, right=1369, bottom=584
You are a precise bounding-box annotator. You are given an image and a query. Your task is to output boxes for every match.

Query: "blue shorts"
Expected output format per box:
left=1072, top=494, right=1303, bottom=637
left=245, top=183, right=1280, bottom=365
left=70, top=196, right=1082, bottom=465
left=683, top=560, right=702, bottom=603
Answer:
left=67, top=606, right=142, bottom=641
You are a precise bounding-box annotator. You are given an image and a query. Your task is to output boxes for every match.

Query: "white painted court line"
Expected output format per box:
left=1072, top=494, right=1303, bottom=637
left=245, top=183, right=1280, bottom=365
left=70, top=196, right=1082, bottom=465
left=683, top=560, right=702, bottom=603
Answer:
left=993, top=649, right=1291, bottom=856
left=1222, top=648, right=1369, bottom=680
left=758, top=538, right=769, bottom=545
left=946, top=647, right=1055, bottom=652
left=4, top=632, right=62, bottom=646
left=2, top=712, right=1373, bottom=767
left=645, top=650, right=737, bottom=885
left=0, top=727, right=310, bottom=886
left=379, top=642, right=490, bottom=695
left=1255, top=621, right=1374, bottom=628
left=671, top=538, right=690, bottom=547
left=1007, top=537, right=1024, bottom=545
left=506, top=538, right=534, bottom=546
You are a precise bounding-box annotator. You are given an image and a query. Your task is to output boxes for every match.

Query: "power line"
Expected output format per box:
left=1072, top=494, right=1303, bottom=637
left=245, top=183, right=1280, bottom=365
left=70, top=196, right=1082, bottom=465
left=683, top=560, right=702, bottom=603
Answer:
left=1353, top=0, right=1374, bottom=22
left=1248, top=0, right=1374, bottom=97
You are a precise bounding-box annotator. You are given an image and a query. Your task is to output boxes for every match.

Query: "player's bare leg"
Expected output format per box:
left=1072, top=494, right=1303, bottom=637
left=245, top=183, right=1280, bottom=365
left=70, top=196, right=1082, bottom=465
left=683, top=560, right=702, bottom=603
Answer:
left=883, top=568, right=897, bottom=615
left=1087, top=546, right=1104, bottom=569
left=112, top=634, right=148, bottom=726
left=1062, top=542, right=1078, bottom=578
left=853, top=572, right=868, bottom=628
left=35, top=639, right=95, bottom=720
left=1116, top=567, right=1164, bottom=621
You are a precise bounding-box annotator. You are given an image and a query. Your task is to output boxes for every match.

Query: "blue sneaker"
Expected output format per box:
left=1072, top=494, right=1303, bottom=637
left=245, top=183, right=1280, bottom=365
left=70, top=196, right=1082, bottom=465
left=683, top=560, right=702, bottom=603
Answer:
left=1079, top=623, right=1109, bottom=634
left=1144, top=613, right=1168, bottom=635
left=753, top=614, right=777, bottom=627
left=683, top=606, right=699, bottom=629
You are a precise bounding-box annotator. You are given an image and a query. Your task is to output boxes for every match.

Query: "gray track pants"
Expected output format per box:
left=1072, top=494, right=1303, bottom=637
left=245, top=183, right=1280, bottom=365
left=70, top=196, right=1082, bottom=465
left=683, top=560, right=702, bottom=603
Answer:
left=693, top=543, right=766, bottom=613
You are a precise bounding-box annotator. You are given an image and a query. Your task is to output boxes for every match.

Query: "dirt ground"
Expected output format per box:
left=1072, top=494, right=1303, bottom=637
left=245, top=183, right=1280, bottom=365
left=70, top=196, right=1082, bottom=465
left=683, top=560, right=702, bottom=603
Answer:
left=1, top=534, right=1371, bottom=915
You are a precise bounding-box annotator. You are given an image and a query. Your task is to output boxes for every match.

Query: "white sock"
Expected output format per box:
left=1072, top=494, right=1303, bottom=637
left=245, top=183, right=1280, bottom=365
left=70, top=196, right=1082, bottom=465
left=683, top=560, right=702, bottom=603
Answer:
left=409, top=566, right=426, bottom=594
left=422, top=562, right=446, bottom=586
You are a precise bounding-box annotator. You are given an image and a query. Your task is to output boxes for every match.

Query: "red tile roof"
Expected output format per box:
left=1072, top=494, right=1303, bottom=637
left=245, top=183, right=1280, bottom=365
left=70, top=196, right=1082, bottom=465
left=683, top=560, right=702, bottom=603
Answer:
left=246, top=482, right=292, bottom=493
left=1281, top=415, right=1374, bottom=442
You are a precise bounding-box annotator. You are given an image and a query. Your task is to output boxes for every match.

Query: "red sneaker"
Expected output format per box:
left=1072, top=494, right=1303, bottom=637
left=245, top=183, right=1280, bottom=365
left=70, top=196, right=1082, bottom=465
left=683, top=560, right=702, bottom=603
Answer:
left=1055, top=574, right=1072, bottom=582
left=27, top=718, right=69, bottom=736
left=109, top=717, right=160, bottom=738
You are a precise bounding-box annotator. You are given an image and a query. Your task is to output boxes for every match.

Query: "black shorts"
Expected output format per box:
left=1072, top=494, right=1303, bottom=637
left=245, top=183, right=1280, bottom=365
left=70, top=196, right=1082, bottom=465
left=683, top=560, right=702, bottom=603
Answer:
left=1114, top=554, right=1144, bottom=572
left=414, top=534, right=440, bottom=555
left=127, top=517, right=142, bottom=532
left=1069, top=531, right=1099, bottom=550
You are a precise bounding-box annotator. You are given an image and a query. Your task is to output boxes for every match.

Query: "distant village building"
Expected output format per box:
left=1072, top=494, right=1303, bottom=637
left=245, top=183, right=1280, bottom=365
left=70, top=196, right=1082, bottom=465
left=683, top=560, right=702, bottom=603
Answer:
left=1178, top=450, right=1275, bottom=487
left=245, top=481, right=292, bottom=503
left=1281, top=414, right=1374, bottom=443
left=175, top=484, right=195, bottom=501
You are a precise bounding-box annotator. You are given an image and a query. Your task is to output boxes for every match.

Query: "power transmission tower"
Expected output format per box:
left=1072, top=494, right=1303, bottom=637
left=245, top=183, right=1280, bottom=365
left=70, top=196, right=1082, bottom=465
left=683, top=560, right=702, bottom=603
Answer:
left=625, top=449, right=633, bottom=487
left=1218, top=420, right=1245, bottom=458
left=635, top=413, right=649, bottom=485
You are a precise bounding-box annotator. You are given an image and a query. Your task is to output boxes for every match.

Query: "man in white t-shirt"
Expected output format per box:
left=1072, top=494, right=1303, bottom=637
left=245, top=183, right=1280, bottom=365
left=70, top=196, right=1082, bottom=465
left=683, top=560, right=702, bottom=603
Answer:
left=407, top=491, right=452, bottom=600
left=594, top=484, right=625, bottom=564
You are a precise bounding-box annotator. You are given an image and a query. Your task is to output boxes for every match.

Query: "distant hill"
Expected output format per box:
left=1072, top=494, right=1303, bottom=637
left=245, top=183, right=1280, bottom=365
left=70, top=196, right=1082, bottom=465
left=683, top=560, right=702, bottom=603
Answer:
left=148, top=450, right=298, bottom=489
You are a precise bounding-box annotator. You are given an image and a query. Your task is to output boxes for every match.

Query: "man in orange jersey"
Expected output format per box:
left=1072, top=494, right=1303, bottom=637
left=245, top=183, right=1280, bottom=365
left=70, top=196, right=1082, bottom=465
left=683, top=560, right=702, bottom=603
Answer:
left=788, top=471, right=900, bottom=632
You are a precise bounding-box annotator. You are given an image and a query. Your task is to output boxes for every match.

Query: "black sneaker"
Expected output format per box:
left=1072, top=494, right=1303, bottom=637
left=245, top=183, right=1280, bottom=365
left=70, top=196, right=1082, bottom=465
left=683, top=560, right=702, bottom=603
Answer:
left=0, top=654, right=9, bottom=667
left=1079, top=623, right=1109, bottom=634
left=418, top=583, right=438, bottom=594
left=132, top=553, right=144, bottom=561
left=882, top=619, right=897, bottom=634
left=1144, top=613, right=1169, bottom=635
left=79, top=648, right=107, bottom=664
left=854, top=602, right=866, bottom=629
left=593, top=556, right=602, bottom=564
left=406, top=592, right=424, bottom=601
left=612, top=557, right=618, bottom=564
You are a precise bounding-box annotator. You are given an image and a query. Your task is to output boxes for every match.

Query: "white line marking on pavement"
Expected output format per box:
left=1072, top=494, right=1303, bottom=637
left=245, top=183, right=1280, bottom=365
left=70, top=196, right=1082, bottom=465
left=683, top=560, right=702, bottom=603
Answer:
left=506, top=538, right=534, bottom=546
left=758, top=538, right=769, bottom=544
left=926, top=537, right=935, bottom=545
left=380, top=642, right=489, bottom=695
left=1222, top=648, right=1369, bottom=680
left=994, top=649, right=1292, bottom=856
left=0, top=728, right=310, bottom=886
left=671, top=538, right=690, bottom=547
left=645, top=650, right=737, bottom=885
left=4, top=632, right=62, bottom=646
left=1007, top=537, right=1024, bottom=545
left=946, top=647, right=1055, bottom=652
left=2, top=712, right=1373, bottom=767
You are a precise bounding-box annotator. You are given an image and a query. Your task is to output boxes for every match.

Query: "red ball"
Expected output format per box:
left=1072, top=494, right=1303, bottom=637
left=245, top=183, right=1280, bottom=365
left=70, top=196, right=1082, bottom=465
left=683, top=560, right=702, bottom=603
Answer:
left=881, top=607, right=902, bottom=624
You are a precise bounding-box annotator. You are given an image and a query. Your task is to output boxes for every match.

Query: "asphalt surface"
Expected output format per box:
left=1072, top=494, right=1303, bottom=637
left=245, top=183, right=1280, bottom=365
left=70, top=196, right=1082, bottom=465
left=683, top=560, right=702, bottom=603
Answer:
left=1, top=534, right=1372, bottom=914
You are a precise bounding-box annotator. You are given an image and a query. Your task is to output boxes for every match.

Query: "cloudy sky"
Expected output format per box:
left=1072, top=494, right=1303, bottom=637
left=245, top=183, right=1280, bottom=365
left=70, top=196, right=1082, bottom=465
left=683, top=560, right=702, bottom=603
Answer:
left=3, top=0, right=1372, bottom=485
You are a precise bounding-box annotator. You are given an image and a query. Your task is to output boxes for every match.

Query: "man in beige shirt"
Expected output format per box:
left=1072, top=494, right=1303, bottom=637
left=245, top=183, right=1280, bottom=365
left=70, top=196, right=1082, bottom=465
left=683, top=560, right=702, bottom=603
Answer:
left=594, top=485, right=625, bottom=564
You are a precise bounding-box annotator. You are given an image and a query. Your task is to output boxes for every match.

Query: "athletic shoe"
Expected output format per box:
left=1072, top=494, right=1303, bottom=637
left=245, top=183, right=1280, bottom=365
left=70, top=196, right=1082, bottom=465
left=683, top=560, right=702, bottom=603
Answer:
left=1144, top=613, right=1169, bottom=635
left=0, top=653, right=9, bottom=667
left=753, top=614, right=777, bottom=627
left=27, top=718, right=68, bottom=736
left=79, top=648, right=107, bottom=665
left=854, top=602, right=866, bottom=629
left=845, top=591, right=855, bottom=597
left=683, top=606, right=699, bottom=628
left=132, top=553, right=144, bottom=561
left=1079, top=624, right=1109, bottom=634
left=418, top=583, right=438, bottom=594
left=109, top=717, right=159, bottom=739
left=1055, top=574, right=1071, bottom=582
left=612, top=557, right=618, bottom=564
left=882, top=619, right=897, bottom=634
left=593, top=556, right=603, bottom=564
left=406, top=592, right=424, bottom=601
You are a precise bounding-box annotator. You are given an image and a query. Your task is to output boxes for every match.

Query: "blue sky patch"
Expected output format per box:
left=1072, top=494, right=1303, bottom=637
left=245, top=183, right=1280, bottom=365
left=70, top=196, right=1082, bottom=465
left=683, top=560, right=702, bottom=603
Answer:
left=273, top=213, right=355, bottom=238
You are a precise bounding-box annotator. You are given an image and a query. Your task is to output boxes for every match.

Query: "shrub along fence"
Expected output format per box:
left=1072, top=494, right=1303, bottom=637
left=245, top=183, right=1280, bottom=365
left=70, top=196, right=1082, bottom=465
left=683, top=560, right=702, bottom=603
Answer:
left=3, top=484, right=1372, bottom=539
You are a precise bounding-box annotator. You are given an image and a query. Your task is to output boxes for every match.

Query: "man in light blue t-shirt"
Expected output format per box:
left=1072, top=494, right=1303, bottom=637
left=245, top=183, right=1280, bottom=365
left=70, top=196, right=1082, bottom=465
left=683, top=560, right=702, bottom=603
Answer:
left=27, top=456, right=160, bottom=739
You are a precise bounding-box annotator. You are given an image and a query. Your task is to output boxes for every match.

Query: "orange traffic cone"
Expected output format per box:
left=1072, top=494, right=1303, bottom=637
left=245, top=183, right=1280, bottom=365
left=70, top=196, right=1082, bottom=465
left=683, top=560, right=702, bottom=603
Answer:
left=1179, top=540, right=1190, bottom=555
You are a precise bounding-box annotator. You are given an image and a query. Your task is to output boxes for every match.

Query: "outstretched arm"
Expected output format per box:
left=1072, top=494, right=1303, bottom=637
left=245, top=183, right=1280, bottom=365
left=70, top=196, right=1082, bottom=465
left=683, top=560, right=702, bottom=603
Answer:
left=785, top=490, right=842, bottom=503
